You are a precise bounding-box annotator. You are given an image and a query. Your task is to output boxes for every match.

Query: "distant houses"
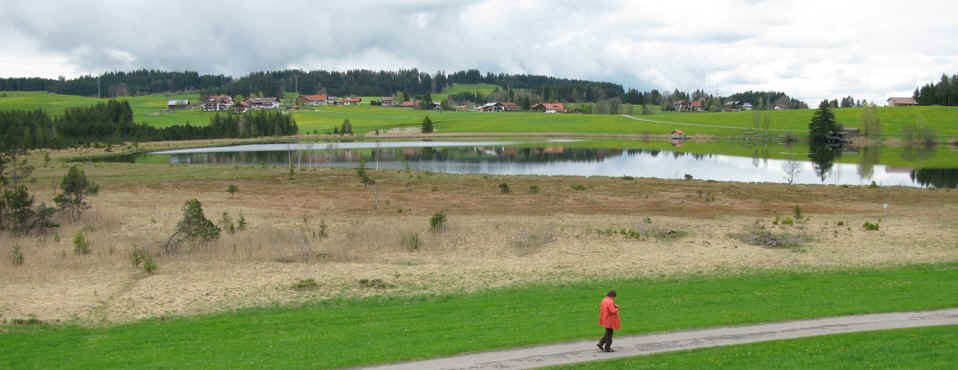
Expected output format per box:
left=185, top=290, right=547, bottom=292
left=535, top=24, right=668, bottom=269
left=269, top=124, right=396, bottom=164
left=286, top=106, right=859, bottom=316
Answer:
left=380, top=96, right=394, bottom=106
left=297, top=93, right=328, bottom=106
left=887, top=97, right=918, bottom=107
left=248, top=97, right=279, bottom=110
left=531, top=103, right=566, bottom=113
left=202, top=95, right=233, bottom=112
left=167, top=99, right=190, bottom=110
left=344, top=96, right=362, bottom=105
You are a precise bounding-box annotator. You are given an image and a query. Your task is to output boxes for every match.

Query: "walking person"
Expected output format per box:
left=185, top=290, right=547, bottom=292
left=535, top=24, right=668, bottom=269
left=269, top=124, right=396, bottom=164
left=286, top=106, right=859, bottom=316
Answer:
left=597, top=290, right=620, bottom=352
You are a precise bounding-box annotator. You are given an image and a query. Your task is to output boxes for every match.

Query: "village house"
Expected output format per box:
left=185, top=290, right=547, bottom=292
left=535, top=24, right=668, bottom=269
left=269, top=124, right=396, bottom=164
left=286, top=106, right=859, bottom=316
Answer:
left=380, top=96, right=394, bottom=106
left=344, top=96, right=362, bottom=105
left=202, top=95, right=233, bottom=112
left=326, top=96, right=339, bottom=105
left=672, top=100, right=690, bottom=112
left=233, top=100, right=249, bottom=113
left=399, top=100, right=418, bottom=108
left=531, top=103, right=566, bottom=113
left=248, top=97, right=279, bottom=110
left=886, top=97, right=918, bottom=107
left=742, top=102, right=753, bottom=111
left=501, top=102, right=520, bottom=112
left=477, top=102, right=504, bottom=112
left=167, top=99, right=190, bottom=110
left=297, top=93, right=328, bottom=106
left=691, top=100, right=705, bottom=112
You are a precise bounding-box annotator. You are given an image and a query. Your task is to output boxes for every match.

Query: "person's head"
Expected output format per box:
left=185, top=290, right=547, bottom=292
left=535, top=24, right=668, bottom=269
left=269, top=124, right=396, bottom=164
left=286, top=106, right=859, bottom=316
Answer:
left=606, top=290, right=617, bottom=298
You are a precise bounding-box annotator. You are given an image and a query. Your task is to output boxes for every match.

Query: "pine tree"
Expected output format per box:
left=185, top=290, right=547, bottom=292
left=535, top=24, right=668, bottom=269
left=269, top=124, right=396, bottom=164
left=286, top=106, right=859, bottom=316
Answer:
left=421, top=116, right=434, bottom=133
left=809, top=100, right=839, bottom=143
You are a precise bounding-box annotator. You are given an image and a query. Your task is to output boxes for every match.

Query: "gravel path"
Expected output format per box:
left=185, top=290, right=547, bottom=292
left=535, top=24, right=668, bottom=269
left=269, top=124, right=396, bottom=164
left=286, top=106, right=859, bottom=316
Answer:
left=360, top=308, right=958, bottom=370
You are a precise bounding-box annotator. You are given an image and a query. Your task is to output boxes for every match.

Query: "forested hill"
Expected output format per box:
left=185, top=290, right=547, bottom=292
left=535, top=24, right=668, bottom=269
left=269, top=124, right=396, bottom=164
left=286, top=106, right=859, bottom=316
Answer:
left=0, top=69, right=624, bottom=102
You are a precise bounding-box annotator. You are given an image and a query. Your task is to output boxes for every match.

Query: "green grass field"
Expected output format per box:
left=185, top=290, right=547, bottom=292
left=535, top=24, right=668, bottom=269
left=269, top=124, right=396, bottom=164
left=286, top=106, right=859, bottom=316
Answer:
left=1, top=263, right=955, bottom=369
left=429, top=83, right=501, bottom=102
left=651, top=105, right=958, bottom=138
left=553, top=325, right=958, bottom=369
left=3, top=90, right=958, bottom=140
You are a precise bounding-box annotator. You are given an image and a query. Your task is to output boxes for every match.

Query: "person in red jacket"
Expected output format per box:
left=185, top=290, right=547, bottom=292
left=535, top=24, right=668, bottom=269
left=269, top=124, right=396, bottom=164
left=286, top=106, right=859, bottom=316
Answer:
left=597, top=290, right=620, bottom=352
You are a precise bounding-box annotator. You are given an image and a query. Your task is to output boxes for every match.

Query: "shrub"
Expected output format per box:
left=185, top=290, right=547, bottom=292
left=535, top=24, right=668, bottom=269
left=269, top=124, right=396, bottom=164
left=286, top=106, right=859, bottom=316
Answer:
left=780, top=217, right=795, bottom=226
left=498, top=183, right=510, bottom=193
left=684, top=174, right=694, bottom=181
left=164, top=199, right=221, bottom=253
left=291, top=278, right=319, bottom=291
left=131, top=245, right=147, bottom=267
left=792, top=206, right=803, bottom=220
left=318, top=220, right=328, bottom=238
left=11, top=246, right=24, bottom=266
left=529, top=185, right=540, bottom=194
left=54, top=166, right=99, bottom=222
left=358, top=278, right=393, bottom=289
left=237, top=213, right=248, bottom=231
left=401, top=232, right=421, bottom=251
left=571, top=184, right=587, bottom=191
left=142, top=253, right=157, bottom=274
left=429, top=210, right=447, bottom=232
left=863, top=221, right=880, bottom=231
left=73, top=231, right=90, bottom=255
left=226, top=184, right=238, bottom=198
left=621, top=176, right=635, bottom=180
left=220, top=212, right=236, bottom=234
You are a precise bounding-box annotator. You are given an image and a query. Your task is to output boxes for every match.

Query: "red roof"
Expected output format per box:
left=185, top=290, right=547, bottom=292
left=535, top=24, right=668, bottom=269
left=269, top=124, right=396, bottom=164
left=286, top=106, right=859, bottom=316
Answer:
left=501, top=102, right=520, bottom=110
left=400, top=100, right=418, bottom=107
left=300, top=94, right=327, bottom=102
left=691, top=100, right=704, bottom=108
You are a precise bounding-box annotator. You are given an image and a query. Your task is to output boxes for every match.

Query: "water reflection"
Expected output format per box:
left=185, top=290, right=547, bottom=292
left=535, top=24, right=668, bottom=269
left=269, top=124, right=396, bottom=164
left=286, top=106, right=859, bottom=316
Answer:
left=911, top=168, right=958, bottom=188
left=153, top=143, right=958, bottom=188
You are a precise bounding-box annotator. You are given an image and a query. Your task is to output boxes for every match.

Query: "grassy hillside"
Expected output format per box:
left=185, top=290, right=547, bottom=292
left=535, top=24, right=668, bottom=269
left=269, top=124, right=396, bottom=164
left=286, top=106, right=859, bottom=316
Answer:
left=1, top=264, right=956, bottom=368
left=430, top=83, right=501, bottom=102
left=0, top=90, right=208, bottom=128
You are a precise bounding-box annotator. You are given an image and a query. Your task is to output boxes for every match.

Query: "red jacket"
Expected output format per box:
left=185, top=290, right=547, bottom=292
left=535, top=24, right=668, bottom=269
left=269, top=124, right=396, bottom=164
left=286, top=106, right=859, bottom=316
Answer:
left=599, top=296, right=620, bottom=330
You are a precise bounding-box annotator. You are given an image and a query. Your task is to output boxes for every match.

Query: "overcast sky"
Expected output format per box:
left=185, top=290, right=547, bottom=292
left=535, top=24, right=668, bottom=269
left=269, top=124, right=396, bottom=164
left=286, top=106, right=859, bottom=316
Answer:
left=2, top=0, right=957, bottom=105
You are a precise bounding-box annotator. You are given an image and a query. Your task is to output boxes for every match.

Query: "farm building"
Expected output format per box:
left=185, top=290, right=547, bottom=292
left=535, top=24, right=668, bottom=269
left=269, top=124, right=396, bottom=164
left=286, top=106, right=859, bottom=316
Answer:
left=202, top=95, right=233, bottom=112
left=886, top=97, right=918, bottom=106
left=673, top=100, right=690, bottom=112
left=380, top=96, right=394, bottom=106
left=344, top=96, right=362, bottom=105
left=248, top=97, right=279, bottom=110
left=478, top=102, right=504, bottom=112
left=691, top=100, right=705, bottom=112
left=531, top=103, right=566, bottom=113
left=501, top=102, right=520, bottom=111
left=167, top=99, right=190, bottom=110
left=400, top=100, right=418, bottom=108
left=297, top=93, right=328, bottom=106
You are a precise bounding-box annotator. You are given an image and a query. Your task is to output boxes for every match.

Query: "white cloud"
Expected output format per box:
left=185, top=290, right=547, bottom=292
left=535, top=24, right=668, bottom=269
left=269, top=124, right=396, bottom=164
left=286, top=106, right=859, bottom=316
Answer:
left=1, top=0, right=958, bottom=105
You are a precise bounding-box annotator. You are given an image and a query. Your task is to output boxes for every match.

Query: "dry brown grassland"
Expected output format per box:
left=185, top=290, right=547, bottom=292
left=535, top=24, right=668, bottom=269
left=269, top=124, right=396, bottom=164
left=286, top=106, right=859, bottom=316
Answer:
left=2, top=151, right=957, bottom=325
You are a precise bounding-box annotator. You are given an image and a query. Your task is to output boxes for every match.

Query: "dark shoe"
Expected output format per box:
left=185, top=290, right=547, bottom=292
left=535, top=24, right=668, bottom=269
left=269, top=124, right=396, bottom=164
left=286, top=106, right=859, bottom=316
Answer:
left=604, top=347, right=615, bottom=352
left=597, top=343, right=604, bottom=351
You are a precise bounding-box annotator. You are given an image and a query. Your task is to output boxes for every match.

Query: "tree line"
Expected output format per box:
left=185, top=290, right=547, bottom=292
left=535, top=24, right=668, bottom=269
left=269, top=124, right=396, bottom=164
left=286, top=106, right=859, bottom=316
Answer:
left=0, top=68, right=625, bottom=103
left=0, top=70, right=231, bottom=97
left=913, top=73, right=958, bottom=106
left=0, top=101, right=297, bottom=150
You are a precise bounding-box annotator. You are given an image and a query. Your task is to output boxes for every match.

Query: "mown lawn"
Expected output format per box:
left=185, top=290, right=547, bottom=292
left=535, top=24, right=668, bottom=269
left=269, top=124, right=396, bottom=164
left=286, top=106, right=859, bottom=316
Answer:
left=1, top=263, right=956, bottom=369
left=553, top=325, right=958, bottom=369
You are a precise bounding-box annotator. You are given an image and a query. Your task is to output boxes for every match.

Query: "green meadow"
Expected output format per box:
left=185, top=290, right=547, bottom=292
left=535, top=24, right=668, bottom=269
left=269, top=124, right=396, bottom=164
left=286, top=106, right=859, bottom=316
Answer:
left=4, top=90, right=958, bottom=139
left=1, top=264, right=956, bottom=369
left=553, top=325, right=958, bottom=369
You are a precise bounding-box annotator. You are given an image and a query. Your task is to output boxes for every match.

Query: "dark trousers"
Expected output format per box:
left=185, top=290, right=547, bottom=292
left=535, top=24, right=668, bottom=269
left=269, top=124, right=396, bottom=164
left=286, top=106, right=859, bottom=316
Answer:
left=598, top=328, right=614, bottom=349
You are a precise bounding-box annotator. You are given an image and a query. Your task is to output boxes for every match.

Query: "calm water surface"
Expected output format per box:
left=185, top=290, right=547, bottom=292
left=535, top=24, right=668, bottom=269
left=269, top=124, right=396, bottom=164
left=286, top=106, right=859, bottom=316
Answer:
left=149, top=141, right=958, bottom=188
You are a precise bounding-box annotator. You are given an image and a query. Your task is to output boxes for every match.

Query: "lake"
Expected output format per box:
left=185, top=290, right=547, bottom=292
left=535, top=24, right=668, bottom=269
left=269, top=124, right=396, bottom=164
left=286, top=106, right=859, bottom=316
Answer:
left=148, top=141, right=958, bottom=188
